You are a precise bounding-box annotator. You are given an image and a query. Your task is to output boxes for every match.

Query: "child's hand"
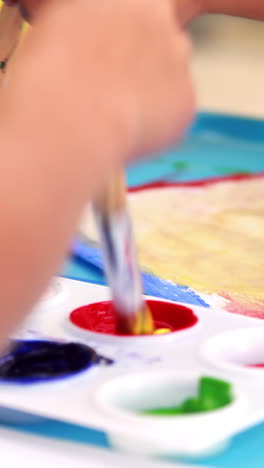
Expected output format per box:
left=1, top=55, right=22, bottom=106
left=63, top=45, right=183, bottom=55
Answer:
left=0, top=0, right=195, bottom=341
left=5, top=0, right=195, bottom=164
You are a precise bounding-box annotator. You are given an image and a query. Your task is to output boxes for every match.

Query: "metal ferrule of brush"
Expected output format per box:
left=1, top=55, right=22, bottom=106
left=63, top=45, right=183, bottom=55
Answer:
left=94, top=208, right=145, bottom=334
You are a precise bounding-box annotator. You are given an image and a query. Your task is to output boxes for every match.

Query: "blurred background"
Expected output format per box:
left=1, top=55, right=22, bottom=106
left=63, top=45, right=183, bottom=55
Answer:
left=188, top=16, right=264, bottom=117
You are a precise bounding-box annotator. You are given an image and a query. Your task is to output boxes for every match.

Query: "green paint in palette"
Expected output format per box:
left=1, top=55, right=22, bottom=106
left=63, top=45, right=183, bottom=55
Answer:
left=142, top=377, right=233, bottom=416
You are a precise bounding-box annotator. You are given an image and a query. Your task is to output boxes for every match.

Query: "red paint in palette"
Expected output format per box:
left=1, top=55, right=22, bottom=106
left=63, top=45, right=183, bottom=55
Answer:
left=69, top=300, right=198, bottom=336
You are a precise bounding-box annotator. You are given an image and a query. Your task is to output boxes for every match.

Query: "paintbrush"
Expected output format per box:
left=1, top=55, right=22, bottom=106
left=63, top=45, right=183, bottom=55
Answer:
left=0, top=2, right=23, bottom=84
left=93, top=171, right=154, bottom=335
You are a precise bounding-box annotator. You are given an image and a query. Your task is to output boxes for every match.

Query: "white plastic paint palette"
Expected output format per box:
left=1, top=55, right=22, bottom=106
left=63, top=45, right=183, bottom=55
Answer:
left=1, top=277, right=264, bottom=459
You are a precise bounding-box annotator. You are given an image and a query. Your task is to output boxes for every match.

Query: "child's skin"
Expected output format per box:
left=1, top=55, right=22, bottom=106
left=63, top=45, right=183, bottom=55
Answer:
left=0, top=0, right=262, bottom=345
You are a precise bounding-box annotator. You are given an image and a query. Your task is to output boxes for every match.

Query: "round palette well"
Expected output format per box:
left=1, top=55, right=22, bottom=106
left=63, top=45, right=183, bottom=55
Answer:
left=96, top=372, right=238, bottom=416
left=69, top=300, right=198, bottom=341
left=201, top=327, right=264, bottom=377
left=94, top=370, right=247, bottom=456
left=0, top=340, right=102, bottom=383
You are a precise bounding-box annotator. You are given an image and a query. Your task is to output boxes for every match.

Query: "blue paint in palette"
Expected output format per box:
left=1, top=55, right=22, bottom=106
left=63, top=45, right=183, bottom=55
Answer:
left=0, top=340, right=113, bottom=383
left=71, top=240, right=209, bottom=308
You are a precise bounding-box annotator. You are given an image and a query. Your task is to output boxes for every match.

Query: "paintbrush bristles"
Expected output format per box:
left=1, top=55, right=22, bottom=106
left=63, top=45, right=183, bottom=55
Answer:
left=134, top=304, right=154, bottom=335
left=94, top=171, right=126, bottom=214
left=115, top=303, right=154, bottom=335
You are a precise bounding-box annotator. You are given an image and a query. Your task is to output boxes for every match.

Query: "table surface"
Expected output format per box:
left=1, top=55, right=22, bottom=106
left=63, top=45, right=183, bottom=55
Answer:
left=0, top=425, right=199, bottom=468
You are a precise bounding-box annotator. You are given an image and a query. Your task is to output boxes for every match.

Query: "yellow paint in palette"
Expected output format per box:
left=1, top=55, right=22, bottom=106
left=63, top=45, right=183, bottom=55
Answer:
left=154, top=328, right=171, bottom=335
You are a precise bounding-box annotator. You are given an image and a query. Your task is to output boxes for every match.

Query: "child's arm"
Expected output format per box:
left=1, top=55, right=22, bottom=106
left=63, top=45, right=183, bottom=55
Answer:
left=0, top=0, right=194, bottom=345
left=21, top=0, right=264, bottom=23
left=203, top=0, right=264, bottom=19
left=172, top=0, right=264, bottom=25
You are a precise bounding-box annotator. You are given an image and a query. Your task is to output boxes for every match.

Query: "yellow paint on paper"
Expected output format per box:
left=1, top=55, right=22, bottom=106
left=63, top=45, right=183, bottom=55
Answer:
left=80, top=178, right=264, bottom=309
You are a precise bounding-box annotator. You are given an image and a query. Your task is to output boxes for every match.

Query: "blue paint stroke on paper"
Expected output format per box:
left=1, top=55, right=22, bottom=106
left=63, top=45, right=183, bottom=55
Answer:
left=71, top=240, right=209, bottom=308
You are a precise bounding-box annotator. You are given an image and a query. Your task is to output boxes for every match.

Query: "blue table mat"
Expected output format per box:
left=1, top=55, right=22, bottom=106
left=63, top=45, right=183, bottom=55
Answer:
left=126, top=112, right=264, bottom=187
left=2, top=416, right=264, bottom=468
left=6, top=112, right=264, bottom=467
